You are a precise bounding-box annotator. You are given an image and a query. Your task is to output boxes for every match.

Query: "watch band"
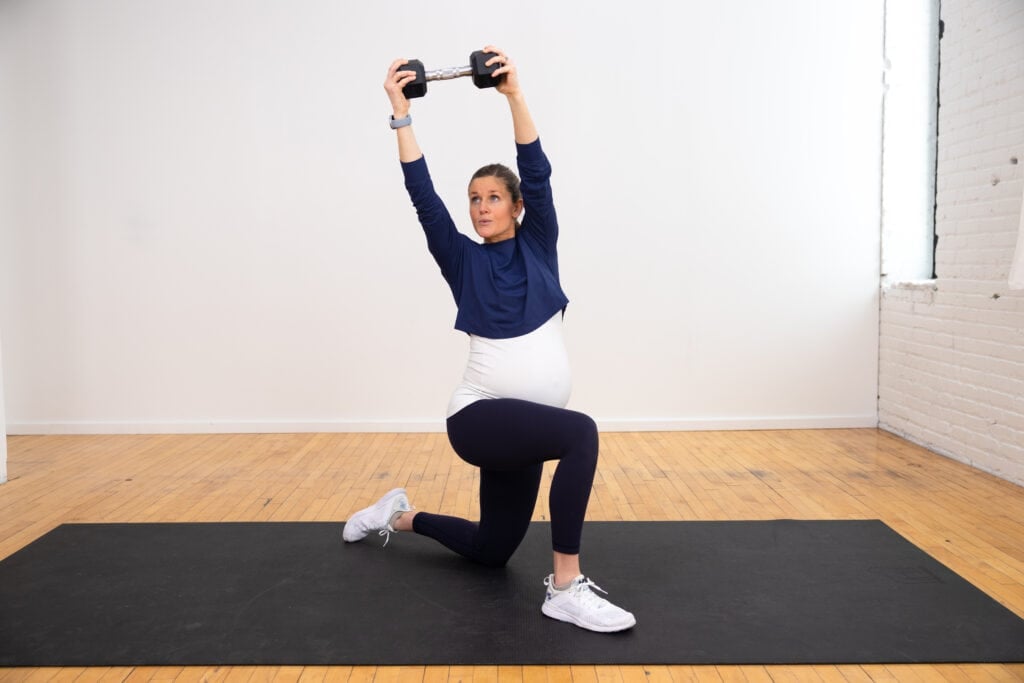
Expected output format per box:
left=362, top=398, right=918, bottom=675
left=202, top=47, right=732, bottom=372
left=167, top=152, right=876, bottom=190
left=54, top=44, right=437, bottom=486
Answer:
left=389, top=114, right=412, bottom=129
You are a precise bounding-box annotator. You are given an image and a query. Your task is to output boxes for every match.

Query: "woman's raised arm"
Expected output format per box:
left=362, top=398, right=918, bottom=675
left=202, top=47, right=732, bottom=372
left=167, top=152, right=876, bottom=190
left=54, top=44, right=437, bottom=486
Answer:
left=483, top=46, right=539, bottom=146
left=384, top=58, right=424, bottom=163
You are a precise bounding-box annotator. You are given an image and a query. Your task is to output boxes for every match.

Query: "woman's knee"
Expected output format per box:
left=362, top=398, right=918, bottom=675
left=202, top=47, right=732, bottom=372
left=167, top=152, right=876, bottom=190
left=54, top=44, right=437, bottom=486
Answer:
left=569, top=411, right=599, bottom=458
left=474, top=546, right=515, bottom=568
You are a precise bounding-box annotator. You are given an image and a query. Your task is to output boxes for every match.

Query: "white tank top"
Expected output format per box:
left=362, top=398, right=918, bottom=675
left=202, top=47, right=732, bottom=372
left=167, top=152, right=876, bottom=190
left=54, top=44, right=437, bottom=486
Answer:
left=447, top=312, right=572, bottom=417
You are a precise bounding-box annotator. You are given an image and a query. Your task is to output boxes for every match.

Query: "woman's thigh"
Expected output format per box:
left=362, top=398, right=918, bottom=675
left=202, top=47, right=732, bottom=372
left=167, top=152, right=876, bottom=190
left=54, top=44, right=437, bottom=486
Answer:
left=447, top=398, right=595, bottom=471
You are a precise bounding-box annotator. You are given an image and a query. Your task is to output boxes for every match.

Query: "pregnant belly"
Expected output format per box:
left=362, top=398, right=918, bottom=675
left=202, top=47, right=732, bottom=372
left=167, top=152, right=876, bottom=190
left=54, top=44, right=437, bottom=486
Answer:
left=464, top=343, right=572, bottom=407
left=448, top=313, right=573, bottom=415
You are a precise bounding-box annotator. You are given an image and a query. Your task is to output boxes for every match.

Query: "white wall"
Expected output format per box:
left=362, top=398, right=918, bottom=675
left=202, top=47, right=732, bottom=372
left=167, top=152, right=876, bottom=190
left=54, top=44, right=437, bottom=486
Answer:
left=0, top=0, right=885, bottom=434
left=0, top=5, right=11, bottom=479
left=0, top=335, right=6, bottom=483
left=879, top=0, right=1024, bottom=485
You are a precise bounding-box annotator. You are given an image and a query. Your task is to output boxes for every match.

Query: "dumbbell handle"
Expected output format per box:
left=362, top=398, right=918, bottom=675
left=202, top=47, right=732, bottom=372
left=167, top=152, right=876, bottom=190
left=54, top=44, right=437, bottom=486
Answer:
left=425, top=65, right=474, bottom=82
left=402, top=52, right=501, bottom=98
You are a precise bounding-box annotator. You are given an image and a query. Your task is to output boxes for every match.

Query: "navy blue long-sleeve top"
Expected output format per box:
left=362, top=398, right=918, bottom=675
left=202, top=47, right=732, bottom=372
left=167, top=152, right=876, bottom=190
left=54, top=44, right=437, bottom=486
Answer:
left=401, top=138, right=569, bottom=339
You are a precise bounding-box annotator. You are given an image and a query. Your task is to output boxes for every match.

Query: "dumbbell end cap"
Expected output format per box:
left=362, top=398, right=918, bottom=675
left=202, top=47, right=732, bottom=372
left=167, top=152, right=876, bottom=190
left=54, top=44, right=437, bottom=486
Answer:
left=469, top=50, right=504, bottom=89
left=403, top=83, right=428, bottom=98
left=402, top=59, right=428, bottom=99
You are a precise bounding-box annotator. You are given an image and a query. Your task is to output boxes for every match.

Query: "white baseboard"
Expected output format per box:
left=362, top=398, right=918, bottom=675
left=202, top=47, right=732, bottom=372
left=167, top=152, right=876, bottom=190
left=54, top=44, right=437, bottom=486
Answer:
left=7, top=414, right=879, bottom=435
left=6, top=420, right=448, bottom=435
left=598, top=415, right=879, bottom=432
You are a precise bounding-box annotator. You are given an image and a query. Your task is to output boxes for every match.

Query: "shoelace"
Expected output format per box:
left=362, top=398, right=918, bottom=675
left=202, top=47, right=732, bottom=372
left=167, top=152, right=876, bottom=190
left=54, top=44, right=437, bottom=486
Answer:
left=377, top=527, right=396, bottom=547
left=546, top=576, right=610, bottom=607
left=376, top=503, right=413, bottom=547
left=571, top=578, right=610, bottom=605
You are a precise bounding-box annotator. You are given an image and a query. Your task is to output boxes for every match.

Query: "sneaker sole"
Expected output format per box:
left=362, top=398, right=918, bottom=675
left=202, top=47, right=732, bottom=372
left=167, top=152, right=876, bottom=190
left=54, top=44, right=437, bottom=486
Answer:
left=541, top=602, right=637, bottom=633
left=342, top=488, right=407, bottom=543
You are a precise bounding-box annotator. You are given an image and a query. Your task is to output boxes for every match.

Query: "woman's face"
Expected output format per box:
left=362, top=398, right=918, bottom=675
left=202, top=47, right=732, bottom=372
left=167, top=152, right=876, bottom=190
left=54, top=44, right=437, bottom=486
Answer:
left=468, top=176, right=522, bottom=244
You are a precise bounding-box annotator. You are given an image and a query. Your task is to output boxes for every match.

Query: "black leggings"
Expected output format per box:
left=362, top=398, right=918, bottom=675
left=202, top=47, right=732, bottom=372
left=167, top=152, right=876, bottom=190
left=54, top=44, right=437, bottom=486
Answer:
left=411, top=398, right=599, bottom=567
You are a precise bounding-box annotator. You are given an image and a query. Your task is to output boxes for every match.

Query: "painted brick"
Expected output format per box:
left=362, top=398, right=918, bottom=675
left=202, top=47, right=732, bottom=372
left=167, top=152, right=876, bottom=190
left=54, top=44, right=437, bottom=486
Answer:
left=878, top=0, right=1024, bottom=487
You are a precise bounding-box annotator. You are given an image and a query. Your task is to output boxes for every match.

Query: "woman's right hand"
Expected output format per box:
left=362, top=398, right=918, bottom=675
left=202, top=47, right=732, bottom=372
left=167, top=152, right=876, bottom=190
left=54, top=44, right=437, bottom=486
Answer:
left=384, top=58, right=417, bottom=118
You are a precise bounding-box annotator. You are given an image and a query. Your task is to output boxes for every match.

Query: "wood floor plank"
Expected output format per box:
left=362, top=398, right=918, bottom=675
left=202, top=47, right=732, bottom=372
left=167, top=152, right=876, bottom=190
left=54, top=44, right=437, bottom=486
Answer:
left=1, top=429, right=1023, bottom=682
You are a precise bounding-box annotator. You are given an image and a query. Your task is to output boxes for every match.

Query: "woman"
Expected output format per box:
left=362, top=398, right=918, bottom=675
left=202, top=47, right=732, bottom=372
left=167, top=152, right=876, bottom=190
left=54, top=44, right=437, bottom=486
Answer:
left=343, top=46, right=635, bottom=633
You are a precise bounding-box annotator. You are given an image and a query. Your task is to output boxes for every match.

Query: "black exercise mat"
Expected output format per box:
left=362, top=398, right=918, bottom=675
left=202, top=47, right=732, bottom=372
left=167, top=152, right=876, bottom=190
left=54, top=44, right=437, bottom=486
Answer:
left=2, top=520, right=1023, bottom=666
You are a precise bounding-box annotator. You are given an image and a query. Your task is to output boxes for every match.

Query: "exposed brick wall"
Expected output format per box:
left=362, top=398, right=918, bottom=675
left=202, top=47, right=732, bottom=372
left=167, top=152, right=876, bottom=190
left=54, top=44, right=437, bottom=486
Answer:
left=878, top=0, right=1024, bottom=485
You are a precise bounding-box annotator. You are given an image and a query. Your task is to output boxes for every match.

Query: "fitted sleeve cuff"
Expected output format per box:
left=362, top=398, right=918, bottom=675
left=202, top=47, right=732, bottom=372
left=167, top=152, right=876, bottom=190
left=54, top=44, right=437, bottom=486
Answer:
left=401, top=155, right=429, bottom=182
left=515, top=137, right=544, bottom=159
left=515, top=138, right=551, bottom=183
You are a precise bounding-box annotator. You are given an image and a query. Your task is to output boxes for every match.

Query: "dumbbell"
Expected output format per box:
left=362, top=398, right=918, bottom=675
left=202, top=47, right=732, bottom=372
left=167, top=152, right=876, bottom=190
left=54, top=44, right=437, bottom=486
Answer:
left=401, top=51, right=505, bottom=99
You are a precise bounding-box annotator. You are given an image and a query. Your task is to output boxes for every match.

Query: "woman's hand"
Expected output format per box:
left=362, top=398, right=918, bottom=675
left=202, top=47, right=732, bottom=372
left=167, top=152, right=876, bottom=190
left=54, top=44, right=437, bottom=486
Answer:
left=482, top=46, right=522, bottom=99
left=384, top=58, right=417, bottom=118
left=481, top=46, right=537, bottom=144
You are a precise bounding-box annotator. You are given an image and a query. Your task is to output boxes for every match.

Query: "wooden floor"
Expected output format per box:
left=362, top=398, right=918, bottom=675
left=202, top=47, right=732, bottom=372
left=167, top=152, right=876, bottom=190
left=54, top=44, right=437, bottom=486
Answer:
left=1, top=429, right=1023, bottom=682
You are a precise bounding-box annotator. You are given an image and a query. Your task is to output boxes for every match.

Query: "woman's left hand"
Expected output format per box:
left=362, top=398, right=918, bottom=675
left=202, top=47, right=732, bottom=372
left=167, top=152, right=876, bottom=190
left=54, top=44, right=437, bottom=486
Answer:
left=482, top=45, right=522, bottom=98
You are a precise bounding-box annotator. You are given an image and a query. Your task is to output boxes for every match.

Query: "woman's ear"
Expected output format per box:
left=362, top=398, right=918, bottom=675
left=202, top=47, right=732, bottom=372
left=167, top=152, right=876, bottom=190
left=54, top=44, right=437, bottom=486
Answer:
left=514, top=199, right=524, bottom=217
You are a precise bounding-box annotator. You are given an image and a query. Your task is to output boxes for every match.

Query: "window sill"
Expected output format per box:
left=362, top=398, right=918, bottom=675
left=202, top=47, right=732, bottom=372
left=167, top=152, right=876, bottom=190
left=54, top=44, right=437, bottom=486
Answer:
left=882, top=278, right=937, bottom=292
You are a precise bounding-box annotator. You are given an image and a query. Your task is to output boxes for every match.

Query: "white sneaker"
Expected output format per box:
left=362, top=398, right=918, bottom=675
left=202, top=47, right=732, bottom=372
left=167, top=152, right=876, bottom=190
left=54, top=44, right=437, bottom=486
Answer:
left=541, top=574, right=637, bottom=633
left=342, top=488, right=412, bottom=545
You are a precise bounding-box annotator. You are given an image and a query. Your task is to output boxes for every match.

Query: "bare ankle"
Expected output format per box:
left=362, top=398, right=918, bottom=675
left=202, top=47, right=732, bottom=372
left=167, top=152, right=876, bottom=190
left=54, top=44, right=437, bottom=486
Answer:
left=392, top=510, right=417, bottom=532
left=552, top=551, right=581, bottom=587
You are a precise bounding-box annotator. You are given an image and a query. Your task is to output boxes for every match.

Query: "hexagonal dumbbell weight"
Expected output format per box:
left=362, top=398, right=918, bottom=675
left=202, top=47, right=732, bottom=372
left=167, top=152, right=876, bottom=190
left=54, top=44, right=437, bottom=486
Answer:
left=402, top=51, right=504, bottom=99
